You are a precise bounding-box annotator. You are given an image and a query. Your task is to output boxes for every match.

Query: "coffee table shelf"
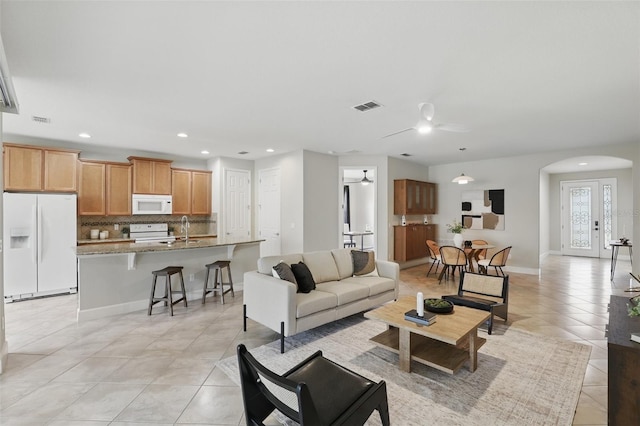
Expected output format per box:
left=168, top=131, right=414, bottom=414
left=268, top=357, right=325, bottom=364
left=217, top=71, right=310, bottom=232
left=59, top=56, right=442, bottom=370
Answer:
left=370, top=326, right=486, bottom=374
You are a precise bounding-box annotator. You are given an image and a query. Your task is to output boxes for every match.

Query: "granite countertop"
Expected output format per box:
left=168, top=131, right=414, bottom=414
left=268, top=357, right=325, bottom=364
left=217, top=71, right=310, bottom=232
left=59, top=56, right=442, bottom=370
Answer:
left=77, top=234, right=217, bottom=245
left=76, top=236, right=263, bottom=256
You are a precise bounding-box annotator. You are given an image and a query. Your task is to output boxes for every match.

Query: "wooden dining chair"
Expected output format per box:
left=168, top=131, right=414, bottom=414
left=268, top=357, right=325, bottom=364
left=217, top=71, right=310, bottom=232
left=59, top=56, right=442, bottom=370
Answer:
left=478, top=246, right=512, bottom=276
left=426, top=239, right=441, bottom=277
left=438, top=245, right=467, bottom=283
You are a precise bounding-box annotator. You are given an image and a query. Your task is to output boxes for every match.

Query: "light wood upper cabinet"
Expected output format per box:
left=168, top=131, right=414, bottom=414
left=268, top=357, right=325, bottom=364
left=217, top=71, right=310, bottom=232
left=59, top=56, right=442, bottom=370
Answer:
left=191, top=170, right=212, bottom=215
left=171, top=168, right=212, bottom=215
left=129, top=157, right=172, bottom=195
left=78, top=160, right=131, bottom=216
left=78, top=161, right=106, bottom=215
left=394, top=179, right=437, bottom=215
left=44, top=149, right=78, bottom=191
left=171, top=169, right=192, bottom=215
left=106, top=163, right=132, bottom=215
left=4, top=143, right=79, bottom=192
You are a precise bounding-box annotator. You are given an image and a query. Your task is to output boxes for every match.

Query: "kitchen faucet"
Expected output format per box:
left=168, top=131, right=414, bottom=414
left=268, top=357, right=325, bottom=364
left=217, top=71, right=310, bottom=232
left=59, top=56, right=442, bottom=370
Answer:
left=181, top=215, right=190, bottom=242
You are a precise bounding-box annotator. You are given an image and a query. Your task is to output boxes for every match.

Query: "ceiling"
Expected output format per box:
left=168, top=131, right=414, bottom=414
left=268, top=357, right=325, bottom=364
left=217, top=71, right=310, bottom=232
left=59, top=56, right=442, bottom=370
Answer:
left=1, top=1, right=638, bottom=169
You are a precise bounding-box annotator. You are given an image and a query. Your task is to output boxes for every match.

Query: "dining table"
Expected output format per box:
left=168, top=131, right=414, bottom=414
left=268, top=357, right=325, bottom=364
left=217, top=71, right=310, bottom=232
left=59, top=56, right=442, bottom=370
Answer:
left=343, top=230, right=374, bottom=251
left=464, top=244, right=495, bottom=273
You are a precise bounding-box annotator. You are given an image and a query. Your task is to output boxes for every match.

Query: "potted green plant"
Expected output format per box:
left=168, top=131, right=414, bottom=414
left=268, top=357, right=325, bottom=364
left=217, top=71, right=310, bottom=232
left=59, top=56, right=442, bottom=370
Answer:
left=121, top=226, right=130, bottom=239
left=446, top=219, right=465, bottom=248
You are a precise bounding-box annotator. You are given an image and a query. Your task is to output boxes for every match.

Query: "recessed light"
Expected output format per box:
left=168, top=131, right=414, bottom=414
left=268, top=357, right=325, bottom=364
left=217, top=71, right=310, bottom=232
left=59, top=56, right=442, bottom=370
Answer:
left=578, top=162, right=588, bottom=166
left=177, top=133, right=188, bottom=138
left=201, top=150, right=210, bottom=155
left=78, top=133, right=91, bottom=138
left=266, top=148, right=275, bottom=153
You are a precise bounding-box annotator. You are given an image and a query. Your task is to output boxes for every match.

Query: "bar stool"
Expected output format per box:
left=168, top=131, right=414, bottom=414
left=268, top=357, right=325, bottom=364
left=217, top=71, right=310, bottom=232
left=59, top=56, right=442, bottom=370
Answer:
left=148, top=266, right=188, bottom=316
left=202, top=260, right=234, bottom=304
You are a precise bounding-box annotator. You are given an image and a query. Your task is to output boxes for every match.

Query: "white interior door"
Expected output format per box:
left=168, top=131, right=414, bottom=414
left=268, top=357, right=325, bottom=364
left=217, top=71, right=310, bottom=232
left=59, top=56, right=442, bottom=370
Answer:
left=561, top=181, right=600, bottom=257
left=258, top=168, right=281, bottom=256
left=224, top=169, right=251, bottom=239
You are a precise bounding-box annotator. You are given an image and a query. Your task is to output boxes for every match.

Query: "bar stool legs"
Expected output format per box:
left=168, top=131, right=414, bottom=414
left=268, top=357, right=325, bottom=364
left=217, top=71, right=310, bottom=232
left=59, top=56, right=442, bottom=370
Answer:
left=203, top=260, right=234, bottom=304
left=148, top=266, right=187, bottom=316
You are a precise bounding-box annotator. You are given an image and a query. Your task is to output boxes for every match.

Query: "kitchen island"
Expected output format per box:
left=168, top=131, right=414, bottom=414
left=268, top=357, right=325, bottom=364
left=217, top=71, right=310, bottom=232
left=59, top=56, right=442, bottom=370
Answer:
left=76, top=237, right=263, bottom=321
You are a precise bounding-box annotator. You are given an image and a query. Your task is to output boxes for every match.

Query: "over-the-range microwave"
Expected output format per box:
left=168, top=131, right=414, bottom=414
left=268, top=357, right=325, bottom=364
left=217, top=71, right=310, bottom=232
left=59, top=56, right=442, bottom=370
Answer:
left=132, top=194, right=172, bottom=215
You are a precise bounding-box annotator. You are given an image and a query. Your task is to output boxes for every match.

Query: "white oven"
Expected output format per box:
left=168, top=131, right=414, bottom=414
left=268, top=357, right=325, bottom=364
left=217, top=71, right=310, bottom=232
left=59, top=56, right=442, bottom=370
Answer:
left=132, top=194, right=172, bottom=215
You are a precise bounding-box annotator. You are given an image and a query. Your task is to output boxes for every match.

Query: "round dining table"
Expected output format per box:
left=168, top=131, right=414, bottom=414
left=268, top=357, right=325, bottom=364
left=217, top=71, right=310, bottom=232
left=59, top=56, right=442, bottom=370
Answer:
left=464, top=244, right=495, bottom=273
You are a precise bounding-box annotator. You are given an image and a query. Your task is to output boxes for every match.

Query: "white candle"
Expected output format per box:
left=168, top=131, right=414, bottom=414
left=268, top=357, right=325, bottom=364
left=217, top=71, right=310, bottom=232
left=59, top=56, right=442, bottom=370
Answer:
left=417, top=292, right=424, bottom=317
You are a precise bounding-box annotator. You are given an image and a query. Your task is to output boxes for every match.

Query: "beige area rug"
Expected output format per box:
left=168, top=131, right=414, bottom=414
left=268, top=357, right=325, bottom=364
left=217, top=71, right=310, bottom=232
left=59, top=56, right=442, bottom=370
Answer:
left=218, top=315, right=591, bottom=426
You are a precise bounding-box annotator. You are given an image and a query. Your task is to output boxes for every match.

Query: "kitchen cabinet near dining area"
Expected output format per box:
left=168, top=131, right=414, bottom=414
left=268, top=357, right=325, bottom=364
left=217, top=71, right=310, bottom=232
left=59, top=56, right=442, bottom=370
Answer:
left=78, top=160, right=132, bottom=216
left=128, top=156, right=172, bottom=195
left=394, top=179, right=437, bottom=215
left=394, top=224, right=436, bottom=262
left=3, top=143, right=79, bottom=192
left=172, top=168, right=212, bottom=215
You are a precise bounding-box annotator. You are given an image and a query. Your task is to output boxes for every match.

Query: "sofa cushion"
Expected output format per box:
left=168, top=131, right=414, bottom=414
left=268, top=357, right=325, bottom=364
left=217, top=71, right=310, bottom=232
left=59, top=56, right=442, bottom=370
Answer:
left=315, top=281, right=370, bottom=305
left=296, top=290, right=337, bottom=317
left=272, top=262, right=297, bottom=285
left=342, top=276, right=395, bottom=296
left=291, top=262, right=316, bottom=293
left=351, top=250, right=378, bottom=276
left=331, top=248, right=354, bottom=279
left=302, top=251, right=340, bottom=283
left=258, top=254, right=303, bottom=275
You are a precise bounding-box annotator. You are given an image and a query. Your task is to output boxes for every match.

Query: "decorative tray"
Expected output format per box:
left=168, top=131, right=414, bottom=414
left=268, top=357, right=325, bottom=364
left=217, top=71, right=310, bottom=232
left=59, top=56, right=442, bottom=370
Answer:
left=424, top=298, right=454, bottom=313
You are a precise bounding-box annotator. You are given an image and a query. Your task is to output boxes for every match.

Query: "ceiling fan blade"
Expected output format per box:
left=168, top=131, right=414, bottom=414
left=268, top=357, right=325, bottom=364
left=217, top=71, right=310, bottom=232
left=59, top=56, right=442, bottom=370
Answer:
left=435, top=122, right=470, bottom=132
left=381, top=127, right=414, bottom=139
left=418, top=103, right=435, bottom=121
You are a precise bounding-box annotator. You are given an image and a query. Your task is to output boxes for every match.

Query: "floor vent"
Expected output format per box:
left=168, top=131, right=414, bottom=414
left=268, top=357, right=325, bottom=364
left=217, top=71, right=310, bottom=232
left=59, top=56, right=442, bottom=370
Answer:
left=352, top=101, right=382, bottom=112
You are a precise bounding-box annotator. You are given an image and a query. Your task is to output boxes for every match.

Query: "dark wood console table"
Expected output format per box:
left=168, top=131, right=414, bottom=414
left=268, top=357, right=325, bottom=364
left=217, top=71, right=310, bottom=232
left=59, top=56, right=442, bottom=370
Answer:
left=608, top=295, right=640, bottom=425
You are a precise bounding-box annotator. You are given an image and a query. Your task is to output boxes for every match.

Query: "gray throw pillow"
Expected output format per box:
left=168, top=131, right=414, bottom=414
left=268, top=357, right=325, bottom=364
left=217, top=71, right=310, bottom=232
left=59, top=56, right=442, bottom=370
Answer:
left=272, top=262, right=297, bottom=285
left=351, top=250, right=376, bottom=276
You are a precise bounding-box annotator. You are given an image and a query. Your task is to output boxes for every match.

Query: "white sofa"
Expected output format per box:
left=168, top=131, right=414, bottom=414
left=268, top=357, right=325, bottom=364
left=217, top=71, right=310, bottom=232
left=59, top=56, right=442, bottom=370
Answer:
left=243, top=248, right=399, bottom=352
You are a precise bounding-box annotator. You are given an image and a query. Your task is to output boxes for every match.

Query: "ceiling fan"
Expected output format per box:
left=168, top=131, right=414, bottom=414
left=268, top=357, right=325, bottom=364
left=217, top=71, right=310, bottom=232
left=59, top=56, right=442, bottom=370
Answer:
left=382, top=103, right=469, bottom=139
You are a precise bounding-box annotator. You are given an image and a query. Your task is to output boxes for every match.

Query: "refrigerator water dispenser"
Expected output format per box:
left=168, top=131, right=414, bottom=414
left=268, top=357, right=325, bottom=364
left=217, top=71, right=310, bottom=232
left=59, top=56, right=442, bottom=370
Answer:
left=10, top=227, right=31, bottom=249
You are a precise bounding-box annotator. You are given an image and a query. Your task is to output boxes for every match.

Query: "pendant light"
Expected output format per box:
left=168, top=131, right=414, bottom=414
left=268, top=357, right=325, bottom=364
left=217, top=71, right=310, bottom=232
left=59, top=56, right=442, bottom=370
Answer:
left=452, top=173, right=474, bottom=185
left=361, top=170, right=373, bottom=185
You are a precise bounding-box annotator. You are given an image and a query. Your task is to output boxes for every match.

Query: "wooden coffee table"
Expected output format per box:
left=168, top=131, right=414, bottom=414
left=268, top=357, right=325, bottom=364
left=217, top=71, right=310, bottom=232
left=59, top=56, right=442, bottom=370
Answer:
left=364, top=296, right=490, bottom=374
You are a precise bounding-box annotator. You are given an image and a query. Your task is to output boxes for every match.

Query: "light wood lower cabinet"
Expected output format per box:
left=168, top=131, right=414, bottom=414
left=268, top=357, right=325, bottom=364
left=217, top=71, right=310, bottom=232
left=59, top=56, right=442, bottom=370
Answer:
left=394, top=224, right=436, bottom=262
left=171, top=168, right=212, bottom=215
left=78, top=160, right=131, bottom=216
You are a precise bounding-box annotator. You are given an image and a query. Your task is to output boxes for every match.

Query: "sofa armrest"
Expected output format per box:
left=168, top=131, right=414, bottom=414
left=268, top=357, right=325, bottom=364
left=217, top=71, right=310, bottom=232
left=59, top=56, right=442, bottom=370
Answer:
left=243, top=271, right=297, bottom=336
left=375, top=259, right=400, bottom=299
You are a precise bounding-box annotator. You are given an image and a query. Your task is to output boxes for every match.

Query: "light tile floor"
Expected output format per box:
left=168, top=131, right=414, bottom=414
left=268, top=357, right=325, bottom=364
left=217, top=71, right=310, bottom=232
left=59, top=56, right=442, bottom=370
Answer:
left=0, top=254, right=625, bottom=425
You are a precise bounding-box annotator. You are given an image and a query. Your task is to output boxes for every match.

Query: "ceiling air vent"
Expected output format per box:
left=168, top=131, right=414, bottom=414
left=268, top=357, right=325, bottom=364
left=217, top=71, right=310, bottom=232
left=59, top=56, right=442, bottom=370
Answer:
left=401, top=153, right=412, bottom=157
left=238, top=151, right=249, bottom=155
left=352, top=101, right=382, bottom=112
left=32, top=116, right=51, bottom=124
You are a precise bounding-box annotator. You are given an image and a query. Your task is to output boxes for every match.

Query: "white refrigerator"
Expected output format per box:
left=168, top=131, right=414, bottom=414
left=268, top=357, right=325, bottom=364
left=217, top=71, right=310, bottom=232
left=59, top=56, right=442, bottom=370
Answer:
left=3, top=193, right=77, bottom=301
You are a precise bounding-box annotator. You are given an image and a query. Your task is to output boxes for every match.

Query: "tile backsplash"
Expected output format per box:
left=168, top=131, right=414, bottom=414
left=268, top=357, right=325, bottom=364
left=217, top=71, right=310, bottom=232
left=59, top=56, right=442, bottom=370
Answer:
left=78, top=213, right=217, bottom=240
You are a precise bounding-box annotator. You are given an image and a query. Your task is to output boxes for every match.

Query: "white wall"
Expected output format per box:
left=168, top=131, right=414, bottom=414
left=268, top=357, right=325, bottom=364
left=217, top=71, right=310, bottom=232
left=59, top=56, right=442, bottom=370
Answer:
left=539, top=170, right=550, bottom=259
left=428, top=141, right=637, bottom=274
left=303, top=151, right=339, bottom=252
left=0, top=112, right=7, bottom=373
left=547, top=168, right=633, bottom=253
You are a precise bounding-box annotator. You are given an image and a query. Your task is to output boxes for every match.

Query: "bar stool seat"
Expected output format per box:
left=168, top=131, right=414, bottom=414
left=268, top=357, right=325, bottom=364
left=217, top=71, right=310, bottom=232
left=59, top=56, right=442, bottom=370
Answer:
left=203, top=260, right=234, bottom=304
left=148, top=266, right=187, bottom=316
